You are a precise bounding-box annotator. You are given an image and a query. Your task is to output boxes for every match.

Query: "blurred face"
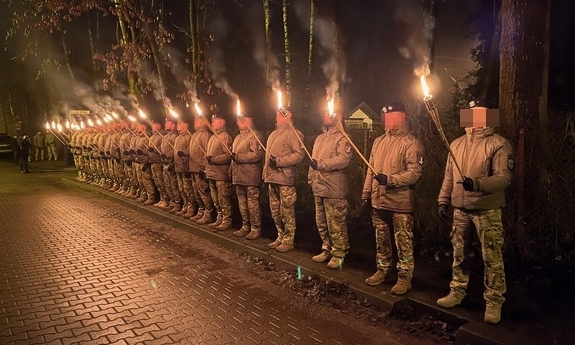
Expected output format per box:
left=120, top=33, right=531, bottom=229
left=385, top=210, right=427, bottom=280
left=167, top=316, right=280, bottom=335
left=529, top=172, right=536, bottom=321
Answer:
left=211, top=117, right=225, bottom=130
left=383, top=111, right=407, bottom=130
left=177, top=122, right=189, bottom=133
left=194, top=117, right=207, bottom=130
left=165, top=120, right=175, bottom=131
left=460, top=108, right=500, bottom=128
left=237, top=116, right=252, bottom=130
left=151, top=122, right=161, bottom=131
left=276, top=112, right=291, bottom=125
left=323, top=113, right=342, bottom=127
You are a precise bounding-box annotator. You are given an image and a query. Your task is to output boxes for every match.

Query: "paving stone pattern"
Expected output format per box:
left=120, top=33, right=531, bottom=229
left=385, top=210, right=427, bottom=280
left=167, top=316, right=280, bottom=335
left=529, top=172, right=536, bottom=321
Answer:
left=0, top=163, right=388, bottom=345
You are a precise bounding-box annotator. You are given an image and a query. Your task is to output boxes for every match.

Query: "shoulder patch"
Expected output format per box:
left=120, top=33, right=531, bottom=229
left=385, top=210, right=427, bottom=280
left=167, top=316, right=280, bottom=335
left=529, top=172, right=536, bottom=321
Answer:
left=417, top=152, right=424, bottom=165
left=508, top=155, right=514, bottom=171
left=345, top=144, right=352, bottom=154
left=257, top=144, right=262, bottom=151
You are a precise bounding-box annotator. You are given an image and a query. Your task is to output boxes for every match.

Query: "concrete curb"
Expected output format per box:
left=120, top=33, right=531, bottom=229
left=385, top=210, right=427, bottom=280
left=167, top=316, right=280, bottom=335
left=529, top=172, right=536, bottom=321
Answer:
left=62, top=177, right=543, bottom=345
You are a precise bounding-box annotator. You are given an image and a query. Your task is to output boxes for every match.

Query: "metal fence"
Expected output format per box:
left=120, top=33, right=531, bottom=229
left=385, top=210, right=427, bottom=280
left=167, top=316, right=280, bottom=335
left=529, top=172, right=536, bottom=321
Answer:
left=258, top=118, right=575, bottom=263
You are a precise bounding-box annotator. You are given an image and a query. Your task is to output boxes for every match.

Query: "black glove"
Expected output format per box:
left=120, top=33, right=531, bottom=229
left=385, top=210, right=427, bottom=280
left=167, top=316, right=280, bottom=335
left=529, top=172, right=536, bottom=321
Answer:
left=136, top=149, right=144, bottom=155
left=177, top=151, right=185, bottom=158
left=123, top=150, right=129, bottom=155
left=269, top=155, right=277, bottom=168
left=148, top=147, right=154, bottom=152
left=116, top=148, right=121, bottom=154
left=374, top=174, right=388, bottom=186
left=115, top=158, right=120, bottom=164
left=458, top=177, right=475, bottom=192
left=207, top=156, right=213, bottom=164
left=126, top=160, right=133, bottom=167
left=309, top=159, right=318, bottom=170
left=99, top=151, right=105, bottom=156
left=82, top=145, right=87, bottom=149
left=141, top=164, right=148, bottom=172
left=168, top=164, right=174, bottom=172
left=106, top=151, right=111, bottom=155
left=361, top=199, right=371, bottom=213
left=199, top=170, right=206, bottom=180
left=160, top=154, right=167, bottom=160
left=231, top=153, right=237, bottom=161
left=438, top=204, right=449, bottom=222
left=129, top=149, right=135, bottom=155
left=87, top=147, right=93, bottom=151
left=185, top=172, right=192, bottom=178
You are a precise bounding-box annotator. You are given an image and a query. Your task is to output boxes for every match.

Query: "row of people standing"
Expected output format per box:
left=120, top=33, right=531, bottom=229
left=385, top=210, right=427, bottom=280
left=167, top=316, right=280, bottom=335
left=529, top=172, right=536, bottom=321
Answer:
left=68, top=98, right=512, bottom=325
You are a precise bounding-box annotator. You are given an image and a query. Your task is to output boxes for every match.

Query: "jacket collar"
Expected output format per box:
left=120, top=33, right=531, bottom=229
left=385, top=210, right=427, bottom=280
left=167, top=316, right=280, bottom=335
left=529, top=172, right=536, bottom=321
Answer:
left=386, top=129, right=408, bottom=137
left=465, top=127, right=494, bottom=142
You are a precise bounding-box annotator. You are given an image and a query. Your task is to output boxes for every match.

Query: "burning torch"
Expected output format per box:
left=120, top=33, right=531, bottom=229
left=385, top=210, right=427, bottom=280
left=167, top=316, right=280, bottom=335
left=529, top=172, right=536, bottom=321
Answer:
left=126, top=114, right=159, bottom=153
left=327, top=99, right=378, bottom=175
left=236, top=99, right=268, bottom=154
left=420, top=76, right=464, bottom=179
left=45, top=121, right=68, bottom=146
left=276, top=90, right=313, bottom=160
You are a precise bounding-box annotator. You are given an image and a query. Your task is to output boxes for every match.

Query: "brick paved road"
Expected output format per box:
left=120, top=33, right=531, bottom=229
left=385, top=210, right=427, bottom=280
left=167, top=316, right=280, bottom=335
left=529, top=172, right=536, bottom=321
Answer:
left=0, top=161, right=406, bottom=345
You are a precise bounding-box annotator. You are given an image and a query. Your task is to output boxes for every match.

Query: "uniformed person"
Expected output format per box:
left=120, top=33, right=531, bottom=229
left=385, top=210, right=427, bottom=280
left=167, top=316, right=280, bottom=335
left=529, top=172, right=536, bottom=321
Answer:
left=134, top=123, right=157, bottom=205
left=173, top=121, right=191, bottom=214
left=160, top=119, right=180, bottom=211
left=148, top=121, right=167, bottom=207
left=362, top=101, right=424, bottom=295
left=205, top=115, right=233, bottom=231
left=231, top=115, right=264, bottom=240
left=264, top=110, right=305, bottom=252
left=308, top=112, right=353, bottom=268
left=436, top=98, right=512, bottom=324
left=189, top=116, right=214, bottom=224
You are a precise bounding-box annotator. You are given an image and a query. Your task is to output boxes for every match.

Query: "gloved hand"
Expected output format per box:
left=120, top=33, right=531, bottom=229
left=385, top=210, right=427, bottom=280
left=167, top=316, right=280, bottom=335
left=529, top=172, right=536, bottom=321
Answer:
left=160, top=154, right=167, bottom=160
left=106, top=151, right=111, bottom=155
left=129, top=149, right=135, bottom=155
left=269, top=155, right=277, bottom=169
left=207, top=156, right=213, bottom=164
left=82, top=145, right=87, bottom=149
left=116, top=147, right=121, bottom=153
left=136, top=149, right=144, bottom=155
left=177, top=151, right=185, bottom=158
left=123, top=150, right=129, bottom=155
left=99, top=151, right=105, bottom=156
left=114, top=158, right=120, bottom=164
left=361, top=199, right=371, bottom=213
left=309, top=159, right=318, bottom=170
left=230, top=153, right=237, bottom=161
left=141, top=164, right=148, bottom=172
left=438, top=204, right=449, bottom=222
left=185, top=172, right=192, bottom=178
left=458, top=177, right=475, bottom=192
left=199, top=170, right=206, bottom=180
left=374, top=174, right=388, bottom=186
left=148, top=147, right=154, bottom=152
left=87, top=147, right=93, bottom=151
left=168, top=164, right=174, bottom=172
left=126, top=160, right=133, bottom=167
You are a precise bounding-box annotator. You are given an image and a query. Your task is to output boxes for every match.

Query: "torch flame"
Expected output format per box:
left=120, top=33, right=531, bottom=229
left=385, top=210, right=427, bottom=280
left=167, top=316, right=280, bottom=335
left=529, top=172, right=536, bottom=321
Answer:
left=236, top=99, right=241, bottom=117
left=96, top=119, right=102, bottom=126
left=57, top=124, right=63, bottom=132
left=127, top=115, right=137, bottom=122
left=45, top=122, right=50, bottom=130
left=327, top=99, right=335, bottom=116
left=138, top=109, right=147, bottom=119
left=194, top=103, right=203, bottom=116
left=80, top=121, right=85, bottom=129
left=169, top=108, right=179, bottom=119
left=276, top=91, right=283, bottom=109
left=65, top=120, right=70, bottom=129
left=103, top=117, right=110, bottom=123
left=420, top=76, right=431, bottom=98
left=87, top=119, right=94, bottom=127
left=111, top=112, right=119, bottom=119
left=50, top=121, right=56, bottom=129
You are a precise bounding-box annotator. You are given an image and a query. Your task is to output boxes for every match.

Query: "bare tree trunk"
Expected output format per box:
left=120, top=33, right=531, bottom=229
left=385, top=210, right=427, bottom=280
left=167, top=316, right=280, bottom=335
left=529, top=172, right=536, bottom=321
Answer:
left=87, top=13, right=98, bottom=78
left=307, top=0, right=314, bottom=83
left=421, top=0, right=438, bottom=73
left=282, top=0, right=291, bottom=106
left=499, top=0, right=550, bottom=256
left=189, top=0, right=198, bottom=79
left=60, top=36, right=75, bottom=80
left=263, top=0, right=271, bottom=85
left=114, top=0, right=137, bottom=96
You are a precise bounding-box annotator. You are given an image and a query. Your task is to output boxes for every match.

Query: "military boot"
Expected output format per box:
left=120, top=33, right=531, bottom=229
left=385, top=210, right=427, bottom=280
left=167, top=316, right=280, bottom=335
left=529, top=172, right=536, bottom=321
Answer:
left=136, top=193, right=147, bottom=203
left=245, top=228, right=261, bottom=240
left=267, top=239, right=282, bottom=249
left=183, top=207, right=197, bottom=219
left=327, top=256, right=344, bottom=269
left=216, top=219, right=232, bottom=231
left=391, top=278, right=412, bottom=295
left=127, top=187, right=138, bottom=198
left=191, top=209, right=204, bottom=222
left=143, top=197, right=156, bottom=206
left=365, top=270, right=388, bottom=286
left=208, top=213, right=223, bottom=229
left=169, top=204, right=182, bottom=214
left=196, top=211, right=213, bottom=225
left=312, top=251, right=331, bottom=263
left=163, top=201, right=176, bottom=211
left=437, top=292, right=463, bottom=308
left=484, top=305, right=501, bottom=324
left=175, top=203, right=188, bottom=216
left=233, top=225, right=250, bottom=237
left=275, top=243, right=294, bottom=252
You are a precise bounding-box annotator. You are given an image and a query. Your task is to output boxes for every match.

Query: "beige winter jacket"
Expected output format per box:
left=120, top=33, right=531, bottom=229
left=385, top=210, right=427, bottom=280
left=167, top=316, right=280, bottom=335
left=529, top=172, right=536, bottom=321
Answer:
left=188, top=129, right=211, bottom=173
left=173, top=132, right=191, bottom=173
left=438, top=127, right=513, bottom=210
left=308, top=127, right=353, bottom=199
left=231, top=128, right=264, bottom=186
left=205, top=129, right=233, bottom=181
left=362, top=129, right=424, bottom=213
left=263, top=123, right=305, bottom=186
left=160, top=130, right=177, bottom=163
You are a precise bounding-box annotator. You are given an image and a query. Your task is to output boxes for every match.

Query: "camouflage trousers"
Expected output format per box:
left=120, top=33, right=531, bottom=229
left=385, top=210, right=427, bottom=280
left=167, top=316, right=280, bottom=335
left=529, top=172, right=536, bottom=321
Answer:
left=235, top=185, right=261, bottom=231
left=182, top=174, right=197, bottom=211
left=192, top=172, right=213, bottom=213
left=133, top=162, right=145, bottom=191
left=268, top=184, right=297, bottom=245
left=371, top=209, right=414, bottom=281
left=175, top=172, right=187, bottom=204
left=89, top=159, right=99, bottom=179
left=209, top=180, right=232, bottom=223
left=141, top=163, right=156, bottom=198
left=162, top=164, right=179, bottom=203
left=315, top=196, right=349, bottom=258
left=449, top=208, right=506, bottom=307
left=124, top=162, right=136, bottom=188
left=114, top=160, right=125, bottom=184
left=151, top=164, right=166, bottom=201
